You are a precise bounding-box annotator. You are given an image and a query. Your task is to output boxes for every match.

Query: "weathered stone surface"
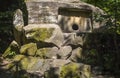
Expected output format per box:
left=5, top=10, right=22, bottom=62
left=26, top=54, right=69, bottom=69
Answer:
left=60, top=62, right=91, bottom=78
left=25, top=0, right=80, bottom=3
left=44, top=59, right=71, bottom=78
left=23, top=24, right=64, bottom=47
left=58, top=46, right=72, bottom=59
left=63, top=33, right=84, bottom=46
left=58, top=10, right=92, bottom=33
left=36, top=47, right=58, bottom=59
left=28, top=59, right=71, bottom=77
left=2, top=54, right=91, bottom=78
left=2, top=41, right=19, bottom=58
left=69, top=47, right=82, bottom=62
left=25, top=0, right=104, bottom=30
left=3, top=55, right=71, bottom=77
left=1, top=0, right=107, bottom=78
left=13, top=9, right=24, bottom=28
left=20, top=43, right=37, bottom=56
left=13, top=9, right=24, bottom=46
left=45, top=62, right=91, bottom=78
left=26, top=59, right=71, bottom=77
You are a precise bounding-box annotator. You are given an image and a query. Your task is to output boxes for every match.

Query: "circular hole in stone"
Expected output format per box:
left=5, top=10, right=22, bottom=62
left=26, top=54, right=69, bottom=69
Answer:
left=72, top=24, right=79, bottom=30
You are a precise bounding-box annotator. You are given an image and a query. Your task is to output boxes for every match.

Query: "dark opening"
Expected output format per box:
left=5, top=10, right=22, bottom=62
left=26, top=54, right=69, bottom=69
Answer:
left=72, top=24, right=79, bottom=30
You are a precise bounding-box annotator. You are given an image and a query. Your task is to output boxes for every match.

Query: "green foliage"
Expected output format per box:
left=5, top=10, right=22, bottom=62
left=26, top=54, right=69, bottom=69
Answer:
left=2, top=41, right=19, bottom=58
left=81, top=0, right=120, bottom=33
left=8, top=51, right=16, bottom=57
left=0, top=0, right=28, bottom=53
left=83, top=33, right=120, bottom=76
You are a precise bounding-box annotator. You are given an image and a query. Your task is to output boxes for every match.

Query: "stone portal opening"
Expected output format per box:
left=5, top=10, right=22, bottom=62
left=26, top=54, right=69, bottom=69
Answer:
left=58, top=7, right=92, bottom=33
left=72, top=24, right=79, bottom=30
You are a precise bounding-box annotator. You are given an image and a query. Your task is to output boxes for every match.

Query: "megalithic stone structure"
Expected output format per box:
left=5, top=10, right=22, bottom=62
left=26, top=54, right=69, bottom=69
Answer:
left=2, top=0, right=104, bottom=78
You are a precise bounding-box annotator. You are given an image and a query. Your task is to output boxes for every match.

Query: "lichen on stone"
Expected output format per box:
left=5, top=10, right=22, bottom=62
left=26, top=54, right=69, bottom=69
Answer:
left=60, top=63, right=91, bottom=78
left=20, top=43, right=37, bottom=56
left=2, top=41, right=19, bottom=58
left=60, top=63, right=81, bottom=78
left=36, top=48, right=48, bottom=59
left=13, top=55, right=38, bottom=70
left=26, top=28, right=54, bottom=41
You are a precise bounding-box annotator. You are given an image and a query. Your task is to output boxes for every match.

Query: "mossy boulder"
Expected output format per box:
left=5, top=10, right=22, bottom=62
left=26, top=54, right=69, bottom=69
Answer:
left=36, top=47, right=58, bottom=59
left=23, top=24, right=64, bottom=47
left=2, top=41, right=19, bottom=58
left=36, top=48, right=48, bottom=59
left=1, top=55, right=44, bottom=78
left=60, top=63, right=91, bottom=78
left=20, top=43, right=37, bottom=56
left=25, top=28, right=54, bottom=41
left=13, top=55, right=39, bottom=70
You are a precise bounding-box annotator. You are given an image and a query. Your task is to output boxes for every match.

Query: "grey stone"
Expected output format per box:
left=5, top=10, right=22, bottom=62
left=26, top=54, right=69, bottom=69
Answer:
left=2, top=55, right=91, bottom=78
left=25, top=0, right=104, bottom=30
left=20, top=43, right=37, bottom=56
left=13, top=9, right=24, bottom=46
left=23, top=24, right=64, bottom=47
left=2, top=41, right=19, bottom=58
left=63, top=33, right=84, bottom=46
left=51, top=59, right=71, bottom=67
left=58, top=11, right=93, bottom=33
left=57, top=46, right=72, bottom=59
left=13, top=9, right=24, bottom=28
left=69, top=47, right=82, bottom=62
left=36, top=47, right=59, bottom=59
left=60, top=62, right=91, bottom=78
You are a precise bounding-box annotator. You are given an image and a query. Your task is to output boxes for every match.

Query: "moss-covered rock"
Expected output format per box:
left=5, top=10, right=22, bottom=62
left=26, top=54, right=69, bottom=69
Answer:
left=26, top=28, right=54, bottom=41
left=13, top=55, right=39, bottom=70
left=58, top=46, right=72, bottom=59
left=23, top=24, right=64, bottom=47
left=20, top=43, right=37, bottom=56
left=60, top=63, right=91, bottom=78
left=36, top=48, right=48, bottom=59
left=1, top=55, right=42, bottom=78
left=2, top=41, right=19, bottom=58
left=36, top=47, right=58, bottom=59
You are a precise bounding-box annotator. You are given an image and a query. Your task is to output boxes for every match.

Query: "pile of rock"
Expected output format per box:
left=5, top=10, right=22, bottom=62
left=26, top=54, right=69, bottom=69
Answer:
left=2, top=23, right=90, bottom=78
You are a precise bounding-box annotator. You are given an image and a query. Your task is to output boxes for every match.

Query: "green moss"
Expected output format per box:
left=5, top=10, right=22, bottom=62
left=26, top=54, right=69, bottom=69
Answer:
left=14, top=55, right=25, bottom=61
left=60, top=63, right=81, bottom=78
left=2, top=47, right=12, bottom=57
left=36, top=48, right=48, bottom=59
left=2, top=41, right=19, bottom=58
left=60, top=63, right=91, bottom=78
left=28, top=28, right=54, bottom=41
left=13, top=55, right=38, bottom=70
left=20, top=43, right=37, bottom=56
left=13, top=55, right=27, bottom=69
